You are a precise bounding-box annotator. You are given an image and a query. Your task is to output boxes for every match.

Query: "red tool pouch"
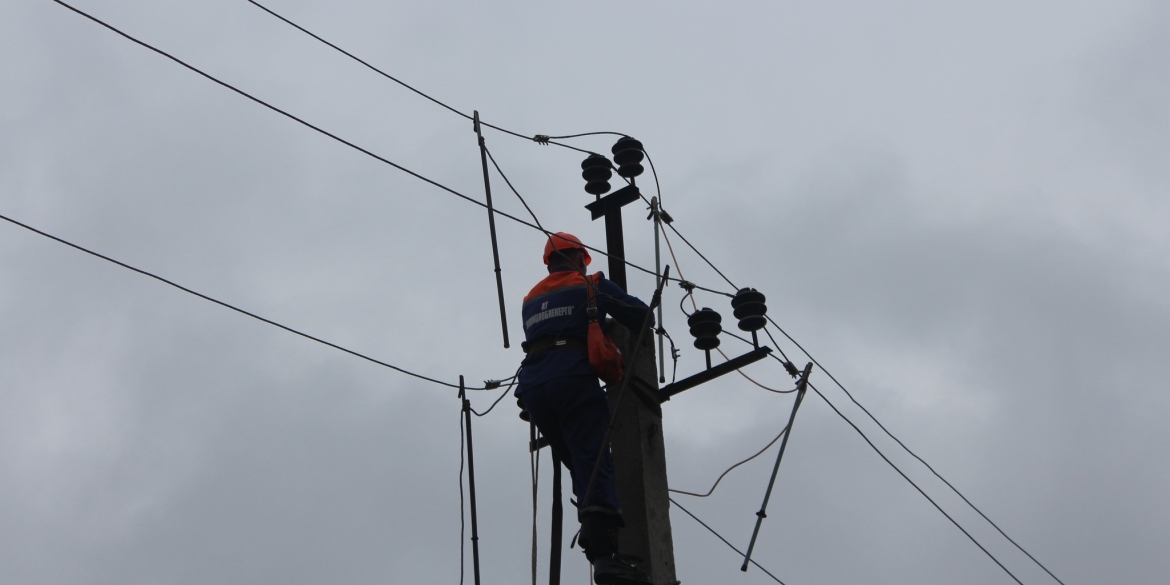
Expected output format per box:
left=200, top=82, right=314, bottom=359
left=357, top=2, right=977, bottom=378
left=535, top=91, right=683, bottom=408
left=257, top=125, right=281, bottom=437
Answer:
left=585, top=274, right=625, bottom=384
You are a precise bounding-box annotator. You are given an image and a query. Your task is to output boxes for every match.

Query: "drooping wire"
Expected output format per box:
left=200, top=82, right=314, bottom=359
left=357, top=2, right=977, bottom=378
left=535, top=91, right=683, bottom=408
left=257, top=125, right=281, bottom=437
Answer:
left=0, top=212, right=500, bottom=390
left=668, top=497, right=789, bottom=585
left=49, top=0, right=730, bottom=300
left=483, top=145, right=544, bottom=231
left=244, top=0, right=600, bottom=156
left=669, top=420, right=792, bottom=499
left=543, top=131, right=628, bottom=140
left=808, top=382, right=1025, bottom=585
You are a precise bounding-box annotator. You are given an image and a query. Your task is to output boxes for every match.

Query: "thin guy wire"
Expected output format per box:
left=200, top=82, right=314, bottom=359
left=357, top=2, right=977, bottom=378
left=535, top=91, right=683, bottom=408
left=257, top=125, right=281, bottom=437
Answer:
left=669, top=420, right=792, bottom=498
left=0, top=212, right=491, bottom=390
left=668, top=497, right=788, bottom=585
left=483, top=145, right=543, bottom=231
left=808, top=382, right=1025, bottom=585
left=244, top=0, right=597, bottom=156
left=51, top=0, right=732, bottom=299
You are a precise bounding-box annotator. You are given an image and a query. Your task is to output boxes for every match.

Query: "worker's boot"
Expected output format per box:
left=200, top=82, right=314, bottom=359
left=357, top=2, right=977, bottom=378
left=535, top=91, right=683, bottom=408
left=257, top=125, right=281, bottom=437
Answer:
left=579, top=509, right=650, bottom=585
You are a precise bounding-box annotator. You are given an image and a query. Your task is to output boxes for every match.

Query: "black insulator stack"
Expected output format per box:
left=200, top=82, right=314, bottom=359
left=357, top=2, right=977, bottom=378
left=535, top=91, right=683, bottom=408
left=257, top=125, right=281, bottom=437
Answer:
left=731, top=288, right=768, bottom=332
left=581, top=154, right=613, bottom=195
left=688, top=307, right=723, bottom=350
left=611, top=136, right=645, bottom=179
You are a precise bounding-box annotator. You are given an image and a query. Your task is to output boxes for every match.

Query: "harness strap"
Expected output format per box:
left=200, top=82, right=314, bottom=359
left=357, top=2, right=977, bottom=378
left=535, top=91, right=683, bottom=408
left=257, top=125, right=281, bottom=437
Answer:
left=522, top=336, right=588, bottom=355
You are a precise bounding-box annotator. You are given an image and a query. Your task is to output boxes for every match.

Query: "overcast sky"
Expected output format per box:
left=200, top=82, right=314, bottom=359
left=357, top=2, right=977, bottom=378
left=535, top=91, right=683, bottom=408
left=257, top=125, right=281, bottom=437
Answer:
left=1, top=1, right=1167, bottom=584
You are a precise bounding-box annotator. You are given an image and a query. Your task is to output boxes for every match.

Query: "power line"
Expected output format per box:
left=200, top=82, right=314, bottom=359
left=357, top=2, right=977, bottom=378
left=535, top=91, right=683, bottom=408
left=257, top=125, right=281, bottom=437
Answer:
left=483, top=145, right=543, bottom=231
left=808, top=382, right=1025, bottom=585
left=51, top=3, right=1062, bottom=581
left=244, top=0, right=597, bottom=156
left=764, top=316, right=1065, bottom=584
left=668, top=496, right=788, bottom=585
left=638, top=140, right=1064, bottom=583
left=0, top=212, right=491, bottom=390
left=50, top=0, right=732, bottom=301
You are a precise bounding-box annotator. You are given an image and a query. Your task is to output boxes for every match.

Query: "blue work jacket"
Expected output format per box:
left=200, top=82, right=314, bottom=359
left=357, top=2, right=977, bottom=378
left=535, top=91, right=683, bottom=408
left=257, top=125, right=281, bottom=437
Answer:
left=516, top=266, right=652, bottom=391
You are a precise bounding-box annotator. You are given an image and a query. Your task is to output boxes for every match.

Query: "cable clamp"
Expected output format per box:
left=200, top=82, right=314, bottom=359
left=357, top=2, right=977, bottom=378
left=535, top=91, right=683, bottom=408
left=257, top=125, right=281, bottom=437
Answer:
left=783, top=361, right=800, bottom=378
left=484, top=379, right=502, bottom=389
left=533, top=134, right=551, bottom=145
left=677, top=280, right=696, bottom=293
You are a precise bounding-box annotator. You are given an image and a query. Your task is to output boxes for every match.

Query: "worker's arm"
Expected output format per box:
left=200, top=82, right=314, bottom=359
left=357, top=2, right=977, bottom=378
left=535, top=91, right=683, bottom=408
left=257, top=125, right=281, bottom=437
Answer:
left=596, top=277, right=654, bottom=331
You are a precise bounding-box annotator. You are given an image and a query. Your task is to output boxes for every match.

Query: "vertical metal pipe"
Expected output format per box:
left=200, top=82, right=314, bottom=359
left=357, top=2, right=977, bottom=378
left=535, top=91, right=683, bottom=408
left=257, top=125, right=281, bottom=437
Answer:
left=461, top=376, right=483, bottom=585
left=473, top=111, right=510, bottom=348
left=549, top=454, right=563, bottom=585
left=652, top=197, right=665, bottom=382
left=740, top=363, right=813, bottom=572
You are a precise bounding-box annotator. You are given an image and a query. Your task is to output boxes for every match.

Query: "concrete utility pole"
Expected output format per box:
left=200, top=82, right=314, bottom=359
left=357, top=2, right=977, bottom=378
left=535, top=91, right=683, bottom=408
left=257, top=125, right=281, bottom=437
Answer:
left=584, top=173, right=677, bottom=584
left=608, top=324, right=676, bottom=584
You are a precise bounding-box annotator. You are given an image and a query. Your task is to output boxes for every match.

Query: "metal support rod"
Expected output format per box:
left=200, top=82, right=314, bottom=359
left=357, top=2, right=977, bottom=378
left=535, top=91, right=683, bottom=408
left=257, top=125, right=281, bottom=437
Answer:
left=652, top=197, right=665, bottom=382
left=460, top=376, right=484, bottom=585
left=473, top=110, right=510, bottom=348
left=705, top=349, right=712, bottom=370
left=604, top=208, right=627, bottom=290
left=549, top=454, right=563, bottom=585
left=740, top=362, right=813, bottom=572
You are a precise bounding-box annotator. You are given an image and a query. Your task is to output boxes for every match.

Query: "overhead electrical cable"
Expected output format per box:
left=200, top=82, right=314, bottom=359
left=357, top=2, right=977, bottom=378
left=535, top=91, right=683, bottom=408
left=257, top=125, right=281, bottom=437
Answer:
left=662, top=226, right=793, bottom=392
left=808, top=382, right=1025, bottom=585
left=483, top=146, right=543, bottom=231
left=0, top=212, right=490, bottom=390
left=470, top=367, right=521, bottom=416
left=49, top=0, right=732, bottom=300
left=638, top=139, right=1064, bottom=584
left=50, top=3, right=1061, bottom=581
left=244, top=0, right=596, bottom=156
left=764, top=318, right=1067, bottom=585
left=668, top=497, right=788, bottom=585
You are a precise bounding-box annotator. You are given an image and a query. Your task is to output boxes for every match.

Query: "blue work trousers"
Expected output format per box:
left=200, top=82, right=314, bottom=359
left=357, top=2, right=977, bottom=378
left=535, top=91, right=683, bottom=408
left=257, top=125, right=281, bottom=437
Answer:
left=519, top=376, right=620, bottom=514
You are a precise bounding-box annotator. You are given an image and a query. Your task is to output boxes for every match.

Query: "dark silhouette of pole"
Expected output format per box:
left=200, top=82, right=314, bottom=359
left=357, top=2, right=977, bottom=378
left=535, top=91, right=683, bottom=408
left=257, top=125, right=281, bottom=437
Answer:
left=741, top=363, right=813, bottom=572
left=473, top=110, right=510, bottom=348
left=460, top=376, right=483, bottom=585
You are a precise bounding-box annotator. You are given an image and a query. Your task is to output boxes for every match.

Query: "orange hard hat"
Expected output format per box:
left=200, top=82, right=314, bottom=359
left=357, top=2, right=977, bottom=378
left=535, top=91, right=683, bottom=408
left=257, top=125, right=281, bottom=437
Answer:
left=543, top=232, right=592, bottom=266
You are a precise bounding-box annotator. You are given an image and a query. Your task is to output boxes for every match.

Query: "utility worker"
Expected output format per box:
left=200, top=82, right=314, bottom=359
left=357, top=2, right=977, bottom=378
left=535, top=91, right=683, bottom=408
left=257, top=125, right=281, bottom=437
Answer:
left=517, top=232, right=653, bottom=585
